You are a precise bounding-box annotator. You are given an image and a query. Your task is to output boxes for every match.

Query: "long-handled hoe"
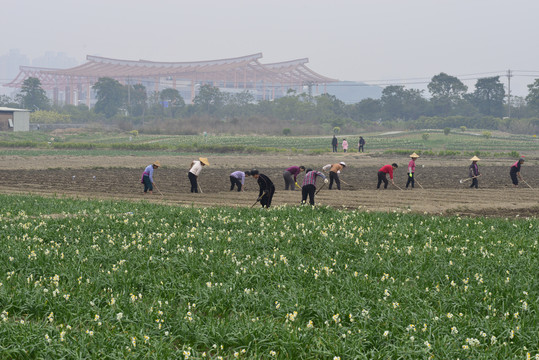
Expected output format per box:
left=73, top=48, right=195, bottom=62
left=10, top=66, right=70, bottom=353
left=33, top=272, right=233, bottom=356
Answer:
left=521, top=179, right=533, bottom=189
left=392, top=182, right=404, bottom=191
left=459, top=175, right=481, bottom=184
left=414, top=179, right=424, bottom=190
left=316, top=182, right=326, bottom=195
left=198, top=182, right=204, bottom=194
left=250, top=192, right=266, bottom=208
left=154, top=184, right=164, bottom=197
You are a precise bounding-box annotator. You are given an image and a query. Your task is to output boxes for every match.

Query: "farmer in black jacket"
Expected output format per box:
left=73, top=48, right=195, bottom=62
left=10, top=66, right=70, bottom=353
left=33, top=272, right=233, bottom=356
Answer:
left=251, top=169, right=275, bottom=208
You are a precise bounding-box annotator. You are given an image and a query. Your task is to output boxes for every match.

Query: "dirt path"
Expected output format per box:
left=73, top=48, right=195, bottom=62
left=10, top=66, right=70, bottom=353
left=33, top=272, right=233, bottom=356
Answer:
left=1, top=153, right=537, bottom=218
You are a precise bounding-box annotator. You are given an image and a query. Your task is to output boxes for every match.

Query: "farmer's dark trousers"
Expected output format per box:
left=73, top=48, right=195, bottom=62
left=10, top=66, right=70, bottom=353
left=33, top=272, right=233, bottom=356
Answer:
left=332, top=145, right=337, bottom=152
left=283, top=170, right=295, bottom=190
left=302, top=184, right=316, bottom=205
left=230, top=176, right=242, bottom=191
left=377, top=171, right=388, bottom=189
left=142, top=175, right=153, bottom=193
left=260, top=186, right=275, bottom=208
left=188, top=172, right=198, bottom=193
left=470, top=178, right=478, bottom=189
left=329, top=171, right=340, bottom=190
left=406, top=173, right=414, bottom=188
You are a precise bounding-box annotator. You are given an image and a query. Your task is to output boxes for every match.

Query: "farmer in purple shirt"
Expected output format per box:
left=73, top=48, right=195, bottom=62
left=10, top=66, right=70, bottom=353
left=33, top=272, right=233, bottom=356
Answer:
left=230, top=170, right=251, bottom=192
left=141, top=160, right=160, bottom=194
left=283, top=165, right=305, bottom=191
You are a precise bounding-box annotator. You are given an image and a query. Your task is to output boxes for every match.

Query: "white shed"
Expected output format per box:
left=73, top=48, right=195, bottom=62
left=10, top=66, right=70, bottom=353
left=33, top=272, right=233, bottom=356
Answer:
left=0, top=107, right=30, bottom=132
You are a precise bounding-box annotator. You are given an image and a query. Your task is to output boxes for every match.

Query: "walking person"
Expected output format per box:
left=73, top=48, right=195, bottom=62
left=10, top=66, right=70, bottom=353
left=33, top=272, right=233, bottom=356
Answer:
left=468, top=156, right=480, bottom=189
left=510, top=157, right=525, bottom=187
left=251, top=169, right=275, bottom=208
left=230, top=170, right=251, bottom=192
left=328, top=162, right=346, bottom=190
left=283, top=165, right=305, bottom=190
left=332, top=135, right=338, bottom=152
left=377, top=163, right=398, bottom=189
left=301, top=168, right=328, bottom=206
left=342, top=139, right=348, bottom=153
left=406, top=153, right=419, bottom=189
left=358, top=136, right=365, bottom=153
left=188, top=157, right=209, bottom=193
left=141, top=160, right=160, bottom=194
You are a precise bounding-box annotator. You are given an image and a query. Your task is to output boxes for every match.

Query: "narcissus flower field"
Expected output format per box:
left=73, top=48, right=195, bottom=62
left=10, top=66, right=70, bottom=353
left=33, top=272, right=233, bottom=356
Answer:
left=0, top=194, right=537, bottom=359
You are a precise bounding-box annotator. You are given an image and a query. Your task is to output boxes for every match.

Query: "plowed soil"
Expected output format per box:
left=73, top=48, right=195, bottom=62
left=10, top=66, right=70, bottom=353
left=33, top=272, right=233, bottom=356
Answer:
left=1, top=153, right=537, bottom=218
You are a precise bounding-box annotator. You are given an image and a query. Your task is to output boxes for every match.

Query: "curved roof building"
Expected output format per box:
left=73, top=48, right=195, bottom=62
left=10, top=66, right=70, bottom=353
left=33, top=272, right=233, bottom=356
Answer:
left=6, top=53, right=338, bottom=105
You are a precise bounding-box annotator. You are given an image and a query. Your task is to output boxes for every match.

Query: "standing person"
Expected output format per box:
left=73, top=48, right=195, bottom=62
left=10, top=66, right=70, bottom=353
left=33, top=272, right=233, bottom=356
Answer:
left=468, top=156, right=480, bottom=189
left=328, top=162, right=346, bottom=190
left=358, top=136, right=365, bottom=152
left=332, top=135, right=338, bottom=152
left=301, top=168, right=328, bottom=206
left=406, top=153, right=419, bottom=189
left=141, top=160, right=160, bottom=194
left=510, top=157, right=525, bottom=187
left=377, top=163, right=398, bottom=189
left=188, top=157, right=209, bottom=193
left=283, top=165, right=305, bottom=190
left=342, top=139, right=348, bottom=153
left=230, top=170, right=251, bottom=192
left=251, top=169, right=275, bottom=208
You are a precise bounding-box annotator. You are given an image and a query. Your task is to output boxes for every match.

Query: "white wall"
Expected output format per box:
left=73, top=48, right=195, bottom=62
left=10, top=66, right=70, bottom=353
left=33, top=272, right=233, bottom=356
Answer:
left=13, top=111, right=30, bottom=132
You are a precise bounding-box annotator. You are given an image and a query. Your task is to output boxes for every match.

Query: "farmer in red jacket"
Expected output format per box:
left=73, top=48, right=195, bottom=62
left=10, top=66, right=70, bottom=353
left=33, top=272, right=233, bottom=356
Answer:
left=377, top=163, right=398, bottom=189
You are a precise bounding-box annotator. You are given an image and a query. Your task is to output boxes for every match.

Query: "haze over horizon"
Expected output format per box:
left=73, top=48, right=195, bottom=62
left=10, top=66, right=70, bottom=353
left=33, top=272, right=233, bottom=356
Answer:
left=3, top=0, right=539, bottom=97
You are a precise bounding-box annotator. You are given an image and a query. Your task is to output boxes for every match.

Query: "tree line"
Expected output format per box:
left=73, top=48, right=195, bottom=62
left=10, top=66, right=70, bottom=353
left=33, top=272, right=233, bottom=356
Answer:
left=2, top=73, right=539, bottom=135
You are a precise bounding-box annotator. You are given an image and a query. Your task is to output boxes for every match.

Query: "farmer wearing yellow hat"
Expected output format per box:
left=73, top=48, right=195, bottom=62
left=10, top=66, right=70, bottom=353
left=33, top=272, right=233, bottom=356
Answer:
left=188, top=157, right=209, bottom=193
left=468, top=156, right=481, bottom=189
left=141, top=160, right=160, bottom=194
left=406, top=153, right=419, bottom=189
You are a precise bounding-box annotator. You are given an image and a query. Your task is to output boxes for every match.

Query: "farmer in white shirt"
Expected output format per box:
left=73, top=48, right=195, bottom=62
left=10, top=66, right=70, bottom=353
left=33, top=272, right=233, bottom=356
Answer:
left=188, top=157, right=209, bottom=193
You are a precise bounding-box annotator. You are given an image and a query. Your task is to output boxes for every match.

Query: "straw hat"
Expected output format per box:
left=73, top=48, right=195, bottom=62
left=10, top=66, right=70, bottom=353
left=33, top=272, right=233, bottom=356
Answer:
left=470, top=156, right=480, bottom=161
left=153, top=160, right=161, bottom=167
left=339, top=161, right=346, bottom=166
left=199, top=157, right=210, bottom=166
left=410, top=152, right=420, bottom=158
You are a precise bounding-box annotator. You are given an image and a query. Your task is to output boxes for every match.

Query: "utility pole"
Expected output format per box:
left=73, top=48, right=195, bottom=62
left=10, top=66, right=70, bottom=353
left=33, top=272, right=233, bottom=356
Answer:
left=506, top=69, right=512, bottom=118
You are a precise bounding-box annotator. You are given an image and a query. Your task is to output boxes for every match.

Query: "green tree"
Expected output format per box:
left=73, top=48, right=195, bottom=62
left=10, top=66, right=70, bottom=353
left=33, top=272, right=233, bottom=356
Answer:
left=92, top=77, right=126, bottom=118
left=381, top=85, right=429, bottom=120
left=428, top=72, right=468, bottom=116
left=160, top=88, right=185, bottom=117
left=525, top=79, right=539, bottom=115
left=351, top=98, right=382, bottom=121
left=193, top=84, right=224, bottom=114
left=471, top=77, right=505, bottom=117
left=15, top=77, right=50, bottom=111
left=129, top=84, right=148, bottom=117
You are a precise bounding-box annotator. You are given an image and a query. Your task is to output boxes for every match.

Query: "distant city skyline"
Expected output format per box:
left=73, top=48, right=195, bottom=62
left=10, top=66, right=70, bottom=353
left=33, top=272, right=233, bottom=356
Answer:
left=3, top=0, right=539, bottom=98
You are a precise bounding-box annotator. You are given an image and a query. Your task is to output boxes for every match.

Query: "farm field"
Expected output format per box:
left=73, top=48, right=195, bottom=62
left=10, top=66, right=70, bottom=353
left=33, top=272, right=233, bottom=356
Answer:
left=1, top=152, right=537, bottom=218
left=0, top=194, right=538, bottom=358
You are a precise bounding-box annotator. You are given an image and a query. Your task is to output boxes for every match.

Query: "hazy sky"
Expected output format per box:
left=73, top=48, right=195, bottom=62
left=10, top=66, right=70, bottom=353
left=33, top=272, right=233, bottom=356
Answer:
left=4, top=0, right=539, bottom=96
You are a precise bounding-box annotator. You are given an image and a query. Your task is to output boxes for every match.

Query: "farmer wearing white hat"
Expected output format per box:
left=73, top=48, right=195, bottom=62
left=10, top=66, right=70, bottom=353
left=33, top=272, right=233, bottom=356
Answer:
left=468, top=156, right=481, bottom=189
left=328, top=162, right=346, bottom=190
left=141, top=160, right=160, bottom=194
left=188, top=157, right=209, bottom=193
left=406, top=153, right=420, bottom=189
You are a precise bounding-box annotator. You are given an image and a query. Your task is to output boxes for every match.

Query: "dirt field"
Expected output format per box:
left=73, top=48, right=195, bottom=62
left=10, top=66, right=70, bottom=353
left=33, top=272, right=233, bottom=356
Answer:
left=1, top=153, right=537, bottom=218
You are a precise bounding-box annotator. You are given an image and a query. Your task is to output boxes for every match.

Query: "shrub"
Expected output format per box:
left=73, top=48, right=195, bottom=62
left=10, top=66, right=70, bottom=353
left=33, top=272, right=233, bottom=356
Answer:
left=460, top=126, right=467, bottom=132
left=333, top=127, right=341, bottom=134
left=422, top=133, right=430, bottom=141
left=482, top=131, right=492, bottom=139
left=282, top=128, right=291, bottom=136
left=443, top=127, right=451, bottom=136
